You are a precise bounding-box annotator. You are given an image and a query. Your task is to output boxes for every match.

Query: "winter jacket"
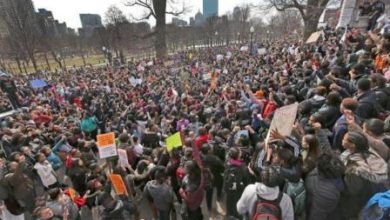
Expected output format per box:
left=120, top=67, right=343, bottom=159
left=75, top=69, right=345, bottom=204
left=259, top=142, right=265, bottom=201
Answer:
left=236, top=182, right=294, bottom=220
left=46, top=197, right=79, bottom=220
left=348, top=122, right=389, bottom=161
left=341, top=149, right=388, bottom=219
left=143, top=180, right=175, bottom=211
left=356, top=91, right=380, bottom=120
left=81, top=116, right=98, bottom=133
left=316, top=104, right=341, bottom=129
left=305, top=169, right=344, bottom=220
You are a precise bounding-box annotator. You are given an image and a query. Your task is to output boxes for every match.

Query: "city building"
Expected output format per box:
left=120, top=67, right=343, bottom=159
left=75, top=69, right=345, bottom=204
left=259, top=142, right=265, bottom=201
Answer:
left=37, top=8, right=70, bottom=36
left=0, top=0, right=36, bottom=36
left=79, top=14, right=103, bottom=38
left=172, top=17, right=188, bottom=27
left=203, top=0, right=218, bottom=19
left=189, top=17, right=195, bottom=26
left=233, top=6, right=241, bottom=21
left=194, top=11, right=204, bottom=26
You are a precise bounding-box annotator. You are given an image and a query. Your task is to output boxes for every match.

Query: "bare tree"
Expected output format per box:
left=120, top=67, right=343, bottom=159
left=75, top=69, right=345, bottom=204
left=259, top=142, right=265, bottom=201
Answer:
left=0, top=0, right=40, bottom=71
left=126, top=0, right=186, bottom=58
left=260, top=0, right=338, bottom=38
left=105, top=6, right=128, bottom=63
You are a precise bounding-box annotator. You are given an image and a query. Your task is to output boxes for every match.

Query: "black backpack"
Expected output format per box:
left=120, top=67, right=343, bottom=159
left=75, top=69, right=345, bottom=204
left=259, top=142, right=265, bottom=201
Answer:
left=224, top=166, right=245, bottom=192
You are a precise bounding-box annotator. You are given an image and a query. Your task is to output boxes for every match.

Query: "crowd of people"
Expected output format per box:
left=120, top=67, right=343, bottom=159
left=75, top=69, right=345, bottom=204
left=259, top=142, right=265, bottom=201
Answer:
left=0, top=21, right=389, bottom=220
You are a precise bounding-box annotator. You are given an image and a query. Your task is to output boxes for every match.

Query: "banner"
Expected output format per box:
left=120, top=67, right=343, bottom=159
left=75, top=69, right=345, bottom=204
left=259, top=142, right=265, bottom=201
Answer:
left=166, top=132, right=183, bottom=152
left=117, top=149, right=129, bottom=167
left=109, top=174, right=128, bottom=195
left=336, top=0, right=357, bottom=28
left=266, top=103, right=299, bottom=143
left=96, top=132, right=117, bottom=159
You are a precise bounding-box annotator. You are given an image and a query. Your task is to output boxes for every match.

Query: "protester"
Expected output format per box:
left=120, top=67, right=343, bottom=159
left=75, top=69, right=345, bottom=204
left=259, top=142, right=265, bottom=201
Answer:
left=0, top=18, right=388, bottom=220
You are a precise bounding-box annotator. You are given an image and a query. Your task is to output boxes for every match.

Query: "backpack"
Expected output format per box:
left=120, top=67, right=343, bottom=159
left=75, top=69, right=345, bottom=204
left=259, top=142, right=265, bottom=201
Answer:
left=283, top=179, right=306, bottom=215
left=252, top=191, right=283, bottom=220
left=224, top=166, right=245, bottom=192
left=362, top=190, right=390, bottom=220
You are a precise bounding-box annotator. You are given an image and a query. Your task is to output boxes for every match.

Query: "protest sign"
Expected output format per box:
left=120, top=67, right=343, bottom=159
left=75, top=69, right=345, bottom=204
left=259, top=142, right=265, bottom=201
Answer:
left=306, top=31, right=322, bottom=44
left=166, top=132, right=183, bottom=152
left=109, top=174, right=128, bottom=195
left=203, top=72, right=211, bottom=81
left=97, top=132, right=117, bottom=159
left=257, top=48, right=267, bottom=55
left=266, top=103, right=299, bottom=143
left=117, top=149, right=128, bottom=167
left=216, top=54, right=224, bottom=61
left=336, top=0, right=356, bottom=28
left=240, top=46, right=249, bottom=51
left=164, top=60, right=174, bottom=67
left=226, top=51, right=232, bottom=59
left=30, top=79, right=48, bottom=88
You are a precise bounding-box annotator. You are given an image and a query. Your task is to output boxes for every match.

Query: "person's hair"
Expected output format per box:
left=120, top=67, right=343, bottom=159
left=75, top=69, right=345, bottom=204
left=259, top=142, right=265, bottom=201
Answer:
left=317, top=152, right=345, bottom=178
left=341, top=98, right=359, bottom=111
left=351, top=63, right=366, bottom=75
left=304, top=134, right=319, bottom=159
left=311, top=112, right=326, bottom=125
left=315, top=86, right=327, bottom=96
left=326, top=91, right=342, bottom=106
left=201, top=144, right=211, bottom=155
left=118, top=133, right=129, bottom=143
left=364, top=118, right=385, bottom=136
left=153, top=166, right=166, bottom=183
left=357, top=78, right=371, bottom=92
left=32, top=206, right=50, bottom=219
left=347, top=131, right=369, bottom=153
left=276, top=147, right=296, bottom=167
left=48, top=187, right=61, bottom=200
left=228, top=147, right=240, bottom=160
left=370, top=73, right=387, bottom=88
left=299, top=100, right=312, bottom=115
left=34, top=153, right=44, bottom=162
left=198, top=127, right=207, bottom=136
left=260, top=166, right=283, bottom=187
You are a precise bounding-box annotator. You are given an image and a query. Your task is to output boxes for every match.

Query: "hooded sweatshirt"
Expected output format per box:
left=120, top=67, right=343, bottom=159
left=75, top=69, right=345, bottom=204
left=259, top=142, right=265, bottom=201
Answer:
left=236, top=182, right=294, bottom=220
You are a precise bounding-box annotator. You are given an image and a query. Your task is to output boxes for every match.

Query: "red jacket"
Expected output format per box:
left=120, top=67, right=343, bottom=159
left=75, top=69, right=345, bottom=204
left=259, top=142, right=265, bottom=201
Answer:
left=194, top=134, right=209, bottom=150
left=262, top=101, right=277, bottom=119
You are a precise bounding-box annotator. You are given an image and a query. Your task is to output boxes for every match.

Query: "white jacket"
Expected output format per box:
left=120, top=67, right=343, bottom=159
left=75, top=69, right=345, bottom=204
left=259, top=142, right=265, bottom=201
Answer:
left=237, top=182, right=294, bottom=220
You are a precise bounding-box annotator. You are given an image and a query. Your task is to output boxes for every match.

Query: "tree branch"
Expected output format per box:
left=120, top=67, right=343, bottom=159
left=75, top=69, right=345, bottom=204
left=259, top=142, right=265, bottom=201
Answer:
left=125, top=0, right=156, bottom=19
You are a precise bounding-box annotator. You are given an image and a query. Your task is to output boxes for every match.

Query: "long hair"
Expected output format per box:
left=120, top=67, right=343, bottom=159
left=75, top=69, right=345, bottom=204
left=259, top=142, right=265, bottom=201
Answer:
left=304, top=134, right=320, bottom=159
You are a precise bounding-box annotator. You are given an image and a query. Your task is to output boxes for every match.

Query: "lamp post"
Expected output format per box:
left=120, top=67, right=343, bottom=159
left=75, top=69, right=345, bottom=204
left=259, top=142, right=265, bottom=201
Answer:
left=215, top=31, right=218, bottom=47
left=250, top=26, right=255, bottom=55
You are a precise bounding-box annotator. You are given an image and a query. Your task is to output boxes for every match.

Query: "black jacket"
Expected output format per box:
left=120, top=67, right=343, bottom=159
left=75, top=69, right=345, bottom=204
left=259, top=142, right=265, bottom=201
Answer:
left=316, top=104, right=341, bottom=129
left=305, top=169, right=344, bottom=220
left=356, top=91, right=380, bottom=120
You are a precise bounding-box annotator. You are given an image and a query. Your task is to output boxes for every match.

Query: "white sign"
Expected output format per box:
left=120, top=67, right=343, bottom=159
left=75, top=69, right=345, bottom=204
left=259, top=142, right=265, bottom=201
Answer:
left=97, top=133, right=118, bottom=159
left=216, top=54, right=224, bottom=61
left=336, top=0, right=357, bottom=28
left=240, top=46, right=249, bottom=52
left=266, top=103, right=299, bottom=143
left=117, top=149, right=129, bottom=167
left=257, top=48, right=267, bottom=55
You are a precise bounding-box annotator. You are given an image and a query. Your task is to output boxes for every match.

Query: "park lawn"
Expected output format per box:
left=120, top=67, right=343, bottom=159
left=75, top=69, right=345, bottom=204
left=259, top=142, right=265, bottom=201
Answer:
left=6, top=54, right=106, bottom=74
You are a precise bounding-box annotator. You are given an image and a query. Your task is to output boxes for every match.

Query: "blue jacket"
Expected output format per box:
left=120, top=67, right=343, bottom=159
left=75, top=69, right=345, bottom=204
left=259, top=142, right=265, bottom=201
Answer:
left=46, top=152, right=62, bottom=171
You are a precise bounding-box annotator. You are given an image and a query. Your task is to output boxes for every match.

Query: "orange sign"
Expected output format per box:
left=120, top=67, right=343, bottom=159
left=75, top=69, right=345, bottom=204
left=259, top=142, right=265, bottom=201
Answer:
left=109, top=174, right=128, bottom=196
left=96, top=132, right=117, bottom=159
left=97, top=132, right=115, bottom=147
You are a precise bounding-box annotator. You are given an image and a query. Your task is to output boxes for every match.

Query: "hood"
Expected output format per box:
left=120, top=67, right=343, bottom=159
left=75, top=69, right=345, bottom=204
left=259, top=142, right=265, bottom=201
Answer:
left=256, top=183, right=280, bottom=200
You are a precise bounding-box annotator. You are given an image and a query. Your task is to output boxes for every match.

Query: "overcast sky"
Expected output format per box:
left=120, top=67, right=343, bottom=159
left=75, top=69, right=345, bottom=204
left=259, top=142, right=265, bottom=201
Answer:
left=33, top=0, right=260, bottom=29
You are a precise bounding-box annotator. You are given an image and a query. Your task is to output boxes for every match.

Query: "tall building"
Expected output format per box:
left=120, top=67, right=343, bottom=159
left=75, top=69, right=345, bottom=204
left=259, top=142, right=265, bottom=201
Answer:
left=80, top=14, right=102, bottom=28
left=37, top=8, right=70, bottom=36
left=194, top=11, right=204, bottom=26
left=79, top=14, right=103, bottom=38
left=0, top=0, right=36, bottom=36
left=203, top=0, right=218, bottom=19
left=172, top=17, right=188, bottom=27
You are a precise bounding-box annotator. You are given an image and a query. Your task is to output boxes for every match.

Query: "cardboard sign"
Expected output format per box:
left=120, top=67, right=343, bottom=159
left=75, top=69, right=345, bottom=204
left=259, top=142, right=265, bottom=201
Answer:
left=109, top=174, right=128, bottom=195
left=266, top=103, right=299, bottom=143
left=166, top=132, right=183, bottom=152
left=306, top=31, right=322, bottom=44
left=117, top=149, right=129, bottom=167
left=257, top=48, right=267, bottom=55
left=97, top=132, right=117, bottom=159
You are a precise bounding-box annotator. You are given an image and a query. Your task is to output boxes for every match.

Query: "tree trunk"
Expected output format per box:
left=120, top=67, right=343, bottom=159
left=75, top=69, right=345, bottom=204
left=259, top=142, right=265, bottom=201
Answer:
left=15, top=58, right=22, bottom=73
left=50, top=51, right=63, bottom=69
left=22, top=61, right=27, bottom=73
left=44, top=52, right=51, bottom=70
left=303, top=0, right=327, bottom=39
left=28, top=52, right=38, bottom=72
left=81, top=53, right=86, bottom=66
left=153, top=0, right=167, bottom=58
